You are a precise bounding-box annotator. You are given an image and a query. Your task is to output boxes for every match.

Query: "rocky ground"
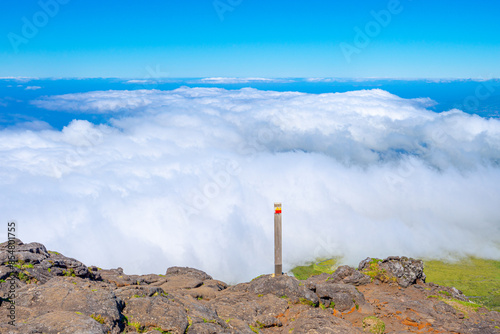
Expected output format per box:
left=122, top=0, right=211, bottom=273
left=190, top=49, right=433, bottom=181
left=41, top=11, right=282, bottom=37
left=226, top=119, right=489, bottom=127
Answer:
left=0, top=239, right=499, bottom=334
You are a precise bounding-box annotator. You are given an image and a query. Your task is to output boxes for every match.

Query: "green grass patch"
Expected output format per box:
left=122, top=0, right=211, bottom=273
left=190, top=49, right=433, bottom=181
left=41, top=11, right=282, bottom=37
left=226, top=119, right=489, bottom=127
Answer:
left=18, top=272, right=30, bottom=282
left=298, top=297, right=316, bottom=307
left=362, top=316, right=385, bottom=333
left=152, top=291, right=168, bottom=298
left=202, top=318, right=216, bottom=323
left=249, top=324, right=260, bottom=333
left=128, top=321, right=144, bottom=332
left=63, top=268, right=76, bottom=277
left=291, top=258, right=341, bottom=280
left=424, top=257, right=500, bottom=311
left=90, top=314, right=105, bottom=324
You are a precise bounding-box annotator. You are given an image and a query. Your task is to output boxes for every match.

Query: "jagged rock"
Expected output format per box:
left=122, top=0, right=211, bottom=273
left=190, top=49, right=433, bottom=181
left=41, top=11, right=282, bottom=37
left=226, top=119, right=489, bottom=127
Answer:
left=209, top=291, right=288, bottom=323
left=133, top=273, right=165, bottom=285
left=0, top=239, right=49, bottom=265
left=255, top=314, right=283, bottom=328
left=241, top=274, right=319, bottom=305
left=433, top=301, right=457, bottom=315
left=114, top=285, right=165, bottom=301
left=0, top=265, right=11, bottom=281
left=97, top=269, right=164, bottom=287
left=2, top=240, right=500, bottom=334
left=159, top=275, right=204, bottom=292
left=98, top=267, right=136, bottom=287
left=122, top=296, right=188, bottom=334
left=166, top=266, right=213, bottom=281
left=303, top=272, right=331, bottom=291
left=186, top=322, right=233, bottom=334
left=221, top=318, right=256, bottom=334
left=282, top=308, right=361, bottom=333
left=17, top=311, right=107, bottom=334
left=184, top=285, right=219, bottom=300
left=315, top=283, right=366, bottom=312
left=358, top=256, right=426, bottom=287
left=181, top=279, right=228, bottom=300
left=165, top=292, right=222, bottom=327
left=202, top=279, right=228, bottom=291
left=304, top=267, right=371, bottom=293
left=329, top=265, right=371, bottom=286
left=6, top=277, right=124, bottom=333
left=0, top=276, right=27, bottom=304
left=0, top=239, right=96, bottom=284
left=97, top=267, right=165, bottom=287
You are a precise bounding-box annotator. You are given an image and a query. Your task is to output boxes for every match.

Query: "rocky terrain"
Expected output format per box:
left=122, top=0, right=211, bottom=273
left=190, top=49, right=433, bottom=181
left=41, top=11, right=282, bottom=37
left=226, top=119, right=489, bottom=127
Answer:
left=1, top=239, right=499, bottom=334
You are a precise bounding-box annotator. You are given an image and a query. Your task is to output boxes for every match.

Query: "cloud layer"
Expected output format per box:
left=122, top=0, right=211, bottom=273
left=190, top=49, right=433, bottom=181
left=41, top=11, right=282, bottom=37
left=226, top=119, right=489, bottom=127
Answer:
left=3, top=87, right=500, bottom=282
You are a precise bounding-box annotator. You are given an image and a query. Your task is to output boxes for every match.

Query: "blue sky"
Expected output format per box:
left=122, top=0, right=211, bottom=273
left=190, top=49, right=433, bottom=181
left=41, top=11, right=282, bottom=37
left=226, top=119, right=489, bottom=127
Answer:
left=0, top=0, right=499, bottom=78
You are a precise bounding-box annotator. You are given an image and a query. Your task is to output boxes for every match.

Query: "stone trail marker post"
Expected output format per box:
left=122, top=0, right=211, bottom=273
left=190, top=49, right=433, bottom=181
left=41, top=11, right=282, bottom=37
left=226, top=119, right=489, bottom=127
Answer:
left=274, top=202, right=282, bottom=276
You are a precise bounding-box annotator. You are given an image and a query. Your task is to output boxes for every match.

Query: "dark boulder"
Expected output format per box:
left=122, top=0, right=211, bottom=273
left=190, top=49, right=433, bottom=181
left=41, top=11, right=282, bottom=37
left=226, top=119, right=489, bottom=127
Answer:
left=242, top=274, right=319, bottom=305
left=329, top=265, right=371, bottom=286
left=11, top=277, right=124, bottom=333
left=282, top=308, right=361, bottom=333
left=358, top=256, right=426, bottom=287
left=209, top=291, right=288, bottom=324
left=166, top=266, right=213, bottom=281
left=17, top=311, right=107, bottom=334
left=0, top=239, right=97, bottom=285
left=114, top=285, right=165, bottom=301
left=315, top=282, right=366, bottom=312
left=122, top=296, right=188, bottom=334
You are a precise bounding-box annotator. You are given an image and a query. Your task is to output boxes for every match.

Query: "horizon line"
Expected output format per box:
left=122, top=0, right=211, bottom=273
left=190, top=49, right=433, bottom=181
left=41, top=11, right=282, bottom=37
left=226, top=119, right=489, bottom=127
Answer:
left=1, top=76, right=500, bottom=81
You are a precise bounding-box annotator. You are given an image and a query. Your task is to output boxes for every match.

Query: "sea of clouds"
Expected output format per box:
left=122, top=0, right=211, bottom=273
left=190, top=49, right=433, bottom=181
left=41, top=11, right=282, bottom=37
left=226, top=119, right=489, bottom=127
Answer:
left=1, top=87, right=499, bottom=282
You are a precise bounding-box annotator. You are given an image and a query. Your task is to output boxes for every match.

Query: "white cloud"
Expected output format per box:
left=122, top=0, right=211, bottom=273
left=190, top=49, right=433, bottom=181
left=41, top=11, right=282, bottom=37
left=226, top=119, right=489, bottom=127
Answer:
left=0, top=96, right=24, bottom=107
left=25, top=86, right=42, bottom=90
left=33, top=89, right=163, bottom=113
left=0, top=76, right=38, bottom=83
left=5, top=120, right=53, bottom=131
left=124, top=79, right=156, bottom=84
left=1, top=87, right=500, bottom=283
left=196, top=77, right=289, bottom=84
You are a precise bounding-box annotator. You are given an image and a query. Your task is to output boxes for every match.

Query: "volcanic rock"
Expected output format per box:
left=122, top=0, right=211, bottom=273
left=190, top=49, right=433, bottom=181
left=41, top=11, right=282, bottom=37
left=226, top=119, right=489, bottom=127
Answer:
left=1, top=240, right=499, bottom=333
